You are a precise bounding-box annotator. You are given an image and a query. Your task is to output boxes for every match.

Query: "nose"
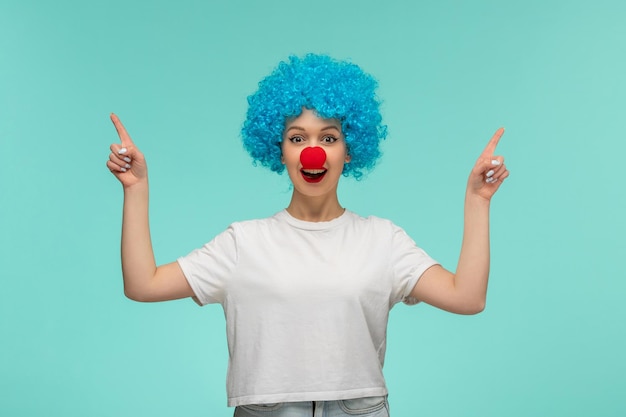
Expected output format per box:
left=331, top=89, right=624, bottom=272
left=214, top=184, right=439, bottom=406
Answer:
left=300, top=146, right=326, bottom=169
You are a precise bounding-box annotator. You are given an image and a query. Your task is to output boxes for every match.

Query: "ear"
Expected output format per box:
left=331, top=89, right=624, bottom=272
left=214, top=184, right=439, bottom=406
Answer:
left=345, top=153, right=351, bottom=163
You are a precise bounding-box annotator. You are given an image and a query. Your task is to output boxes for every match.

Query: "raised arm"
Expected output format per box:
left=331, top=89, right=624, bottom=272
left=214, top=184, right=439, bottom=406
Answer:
left=107, top=114, right=193, bottom=302
left=409, top=128, right=509, bottom=314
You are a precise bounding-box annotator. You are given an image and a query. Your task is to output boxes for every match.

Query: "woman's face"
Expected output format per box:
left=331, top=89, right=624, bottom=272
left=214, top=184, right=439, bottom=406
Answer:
left=281, top=108, right=351, bottom=199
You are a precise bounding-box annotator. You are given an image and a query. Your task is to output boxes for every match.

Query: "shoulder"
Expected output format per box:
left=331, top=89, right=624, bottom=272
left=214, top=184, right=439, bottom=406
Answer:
left=227, top=211, right=287, bottom=234
left=345, top=210, right=401, bottom=232
left=346, top=211, right=423, bottom=252
left=342, top=211, right=409, bottom=246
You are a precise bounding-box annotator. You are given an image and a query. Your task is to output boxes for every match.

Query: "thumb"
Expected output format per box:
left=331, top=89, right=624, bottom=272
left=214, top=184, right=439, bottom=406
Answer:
left=471, top=155, right=502, bottom=177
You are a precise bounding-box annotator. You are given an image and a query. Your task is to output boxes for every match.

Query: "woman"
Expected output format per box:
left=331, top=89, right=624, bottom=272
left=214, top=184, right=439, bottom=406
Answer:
left=107, top=54, right=508, bottom=417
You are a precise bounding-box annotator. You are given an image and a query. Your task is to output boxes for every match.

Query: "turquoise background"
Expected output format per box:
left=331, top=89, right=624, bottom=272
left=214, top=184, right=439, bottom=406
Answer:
left=1, top=0, right=624, bottom=415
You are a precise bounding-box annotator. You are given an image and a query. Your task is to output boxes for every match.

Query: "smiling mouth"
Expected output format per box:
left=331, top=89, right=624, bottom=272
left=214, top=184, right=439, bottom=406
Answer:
left=300, top=168, right=327, bottom=183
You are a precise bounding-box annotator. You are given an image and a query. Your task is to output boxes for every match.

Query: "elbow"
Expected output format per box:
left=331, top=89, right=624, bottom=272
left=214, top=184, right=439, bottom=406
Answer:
left=124, top=286, right=151, bottom=302
left=124, top=288, right=141, bottom=302
left=454, top=298, right=486, bottom=315
left=464, top=299, right=486, bottom=315
left=466, top=304, right=486, bottom=315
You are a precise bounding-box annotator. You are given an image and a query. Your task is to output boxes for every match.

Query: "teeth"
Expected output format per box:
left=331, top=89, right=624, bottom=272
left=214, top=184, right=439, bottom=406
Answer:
left=302, top=169, right=326, bottom=174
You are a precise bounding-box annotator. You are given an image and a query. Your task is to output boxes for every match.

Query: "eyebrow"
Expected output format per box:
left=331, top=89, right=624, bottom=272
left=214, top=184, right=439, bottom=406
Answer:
left=286, top=125, right=341, bottom=133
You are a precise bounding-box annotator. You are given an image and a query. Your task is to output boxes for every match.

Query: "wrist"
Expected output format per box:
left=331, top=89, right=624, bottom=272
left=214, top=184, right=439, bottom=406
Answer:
left=123, top=178, right=149, bottom=194
left=465, top=192, right=491, bottom=209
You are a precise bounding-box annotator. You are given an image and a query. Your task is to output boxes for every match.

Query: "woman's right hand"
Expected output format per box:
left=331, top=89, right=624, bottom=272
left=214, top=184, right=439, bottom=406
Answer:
left=107, top=113, right=147, bottom=188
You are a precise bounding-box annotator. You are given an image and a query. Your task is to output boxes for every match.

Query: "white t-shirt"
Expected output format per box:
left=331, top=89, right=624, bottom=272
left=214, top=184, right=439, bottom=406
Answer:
left=177, top=209, right=438, bottom=407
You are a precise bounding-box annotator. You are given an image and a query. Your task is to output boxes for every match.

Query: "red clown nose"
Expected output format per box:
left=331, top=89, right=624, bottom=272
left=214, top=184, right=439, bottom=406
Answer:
left=300, top=146, right=327, bottom=169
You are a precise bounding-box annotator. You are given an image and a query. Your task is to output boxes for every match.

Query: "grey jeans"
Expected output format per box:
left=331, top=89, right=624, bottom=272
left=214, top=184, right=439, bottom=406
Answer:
left=234, top=396, right=390, bottom=417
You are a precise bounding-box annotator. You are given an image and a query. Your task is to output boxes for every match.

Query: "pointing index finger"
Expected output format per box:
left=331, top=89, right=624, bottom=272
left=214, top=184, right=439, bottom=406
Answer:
left=110, top=113, right=134, bottom=147
left=481, top=127, right=505, bottom=157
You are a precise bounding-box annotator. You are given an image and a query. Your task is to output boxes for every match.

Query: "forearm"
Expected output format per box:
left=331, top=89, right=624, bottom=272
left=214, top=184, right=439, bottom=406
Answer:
left=453, top=193, right=491, bottom=312
left=410, top=128, right=506, bottom=314
left=120, top=180, right=157, bottom=300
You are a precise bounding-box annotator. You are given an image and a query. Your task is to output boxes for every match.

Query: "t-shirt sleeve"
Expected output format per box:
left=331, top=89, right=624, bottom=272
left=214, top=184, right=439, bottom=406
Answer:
left=177, top=225, right=238, bottom=306
left=389, top=224, right=439, bottom=306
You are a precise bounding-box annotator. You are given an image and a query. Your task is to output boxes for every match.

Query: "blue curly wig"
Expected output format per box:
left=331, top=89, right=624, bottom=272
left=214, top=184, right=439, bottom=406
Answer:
left=242, top=54, right=387, bottom=179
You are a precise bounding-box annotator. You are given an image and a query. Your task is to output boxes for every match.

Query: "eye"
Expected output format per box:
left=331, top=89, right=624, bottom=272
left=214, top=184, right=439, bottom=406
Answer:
left=289, top=135, right=304, bottom=143
left=322, top=135, right=338, bottom=144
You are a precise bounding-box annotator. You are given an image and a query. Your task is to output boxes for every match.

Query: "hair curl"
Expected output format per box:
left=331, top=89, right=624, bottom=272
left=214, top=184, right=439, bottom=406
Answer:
left=242, top=54, right=387, bottom=179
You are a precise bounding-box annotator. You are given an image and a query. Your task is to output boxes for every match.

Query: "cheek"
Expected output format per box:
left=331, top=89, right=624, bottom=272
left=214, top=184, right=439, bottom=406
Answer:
left=281, top=148, right=300, bottom=168
left=334, top=145, right=350, bottom=164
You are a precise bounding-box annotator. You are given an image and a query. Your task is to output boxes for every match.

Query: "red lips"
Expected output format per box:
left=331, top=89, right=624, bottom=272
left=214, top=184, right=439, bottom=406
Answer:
left=300, top=147, right=327, bottom=183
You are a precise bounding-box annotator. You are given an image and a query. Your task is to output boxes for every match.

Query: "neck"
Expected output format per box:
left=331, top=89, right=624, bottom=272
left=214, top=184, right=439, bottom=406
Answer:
left=286, top=191, right=345, bottom=222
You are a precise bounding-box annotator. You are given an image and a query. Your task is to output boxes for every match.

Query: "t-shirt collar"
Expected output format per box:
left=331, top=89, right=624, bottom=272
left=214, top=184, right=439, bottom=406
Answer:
left=276, top=208, right=352, bottom=230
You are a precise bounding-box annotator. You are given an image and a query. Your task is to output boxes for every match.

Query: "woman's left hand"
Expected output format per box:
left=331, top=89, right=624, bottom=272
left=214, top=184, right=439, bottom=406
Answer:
left=467, top=127, right=509, bottom=201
